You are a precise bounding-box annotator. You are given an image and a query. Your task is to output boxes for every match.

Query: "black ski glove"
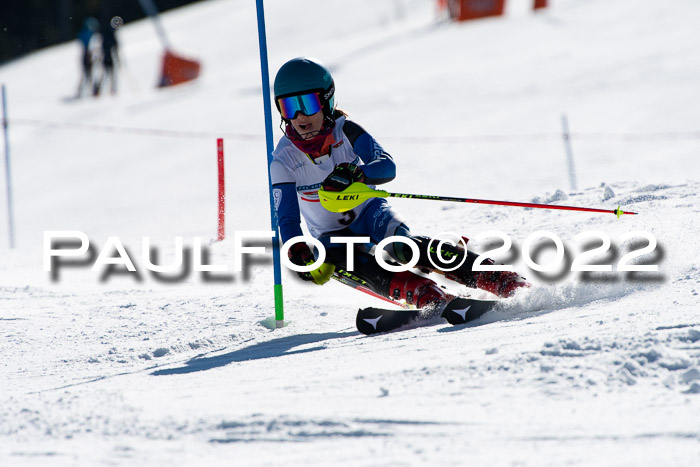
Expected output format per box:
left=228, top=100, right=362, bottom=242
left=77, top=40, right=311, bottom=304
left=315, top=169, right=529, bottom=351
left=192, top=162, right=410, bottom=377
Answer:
left=322, top=162, right=365, bottom=192
left=288, top=243, right=316, bottom=282
left=288, top=242, right=335, bottom=285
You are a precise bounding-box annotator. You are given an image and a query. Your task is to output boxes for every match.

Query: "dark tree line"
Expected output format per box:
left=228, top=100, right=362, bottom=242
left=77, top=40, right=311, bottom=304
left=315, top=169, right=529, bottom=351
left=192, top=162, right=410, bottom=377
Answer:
left=0, top=0, right=203, bottom=65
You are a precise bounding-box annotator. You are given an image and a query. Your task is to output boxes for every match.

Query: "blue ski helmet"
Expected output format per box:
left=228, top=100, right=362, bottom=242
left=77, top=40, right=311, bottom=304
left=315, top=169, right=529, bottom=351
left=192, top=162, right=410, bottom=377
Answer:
left=274, top=57, right=335, bottom=120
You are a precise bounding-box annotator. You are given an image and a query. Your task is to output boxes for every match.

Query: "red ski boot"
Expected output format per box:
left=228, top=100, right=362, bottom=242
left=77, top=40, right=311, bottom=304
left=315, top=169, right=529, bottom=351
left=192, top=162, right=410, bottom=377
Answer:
left=401, top=235, right=530, bottom=299
left=388, top=271, right=451, bottom=309
left=474, top=270, right=530, bottom=298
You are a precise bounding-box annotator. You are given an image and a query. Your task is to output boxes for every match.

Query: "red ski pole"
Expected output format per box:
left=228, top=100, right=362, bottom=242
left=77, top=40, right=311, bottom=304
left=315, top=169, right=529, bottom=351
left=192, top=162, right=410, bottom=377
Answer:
left=319, top=183, right=638, bottom=218
left=388, top=192, right=637, bottom=218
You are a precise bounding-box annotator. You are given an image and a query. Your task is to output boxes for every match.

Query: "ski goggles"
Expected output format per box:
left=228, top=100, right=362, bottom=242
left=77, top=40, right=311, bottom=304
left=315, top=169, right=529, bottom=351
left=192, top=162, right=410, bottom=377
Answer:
left=277, top=92, right=323, bottom=120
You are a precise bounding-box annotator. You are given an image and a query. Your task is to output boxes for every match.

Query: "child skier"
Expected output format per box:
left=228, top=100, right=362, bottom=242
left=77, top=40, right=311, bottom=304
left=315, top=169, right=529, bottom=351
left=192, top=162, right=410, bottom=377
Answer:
left=75, top=17, right=100, bottom=98
left=270, top=57, right=528, bottom=309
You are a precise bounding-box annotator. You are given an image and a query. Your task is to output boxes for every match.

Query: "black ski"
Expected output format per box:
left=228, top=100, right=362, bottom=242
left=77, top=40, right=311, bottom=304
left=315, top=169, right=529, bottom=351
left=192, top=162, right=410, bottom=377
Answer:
left=356, top=297, right=498, bottom=335
left=356, top=307, right=423, bottom=335
left=441, top=297, right=497, bottom=325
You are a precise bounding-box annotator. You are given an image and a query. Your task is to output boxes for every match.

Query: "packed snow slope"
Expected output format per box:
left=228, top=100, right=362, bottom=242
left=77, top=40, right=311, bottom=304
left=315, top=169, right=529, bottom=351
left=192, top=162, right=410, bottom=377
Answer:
left=1, top=0, right=699, bottom=465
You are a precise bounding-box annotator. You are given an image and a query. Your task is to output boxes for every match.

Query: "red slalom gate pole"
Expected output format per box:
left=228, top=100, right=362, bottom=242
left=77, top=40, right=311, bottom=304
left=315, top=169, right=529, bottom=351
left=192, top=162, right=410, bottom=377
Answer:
left=217, top=138, right=225, bottom=241
left=533, top=0, right=548, bottom=10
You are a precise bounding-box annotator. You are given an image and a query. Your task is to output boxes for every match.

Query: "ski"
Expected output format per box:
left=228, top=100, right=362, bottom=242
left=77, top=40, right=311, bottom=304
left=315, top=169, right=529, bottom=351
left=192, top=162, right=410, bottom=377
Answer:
left=356, top=297, right=498, bottom=335
left=332, top=268, right=414, bottom=308
left=440, top=297, right=498, bottom=325
left=356, top=307, right=423, bottom=335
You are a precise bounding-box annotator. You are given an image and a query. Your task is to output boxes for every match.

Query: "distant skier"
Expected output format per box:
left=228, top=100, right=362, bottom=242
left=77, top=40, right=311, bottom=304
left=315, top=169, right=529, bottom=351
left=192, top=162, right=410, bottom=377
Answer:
left=270, top=57, right=530, bottom=309
left=94, top=18, right=119, bottom=95
left=75, top=17, right=100, bottom=98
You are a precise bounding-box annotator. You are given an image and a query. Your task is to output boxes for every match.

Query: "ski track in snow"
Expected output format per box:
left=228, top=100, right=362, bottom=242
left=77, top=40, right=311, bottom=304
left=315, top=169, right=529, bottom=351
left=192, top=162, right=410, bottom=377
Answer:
left=1, top=0, right=700, bottom=465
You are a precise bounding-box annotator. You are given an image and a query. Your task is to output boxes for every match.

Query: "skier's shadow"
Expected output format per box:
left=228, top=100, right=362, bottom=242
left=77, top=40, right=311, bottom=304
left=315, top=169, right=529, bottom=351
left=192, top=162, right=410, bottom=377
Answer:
left=151, top=331, right=355, bottom=376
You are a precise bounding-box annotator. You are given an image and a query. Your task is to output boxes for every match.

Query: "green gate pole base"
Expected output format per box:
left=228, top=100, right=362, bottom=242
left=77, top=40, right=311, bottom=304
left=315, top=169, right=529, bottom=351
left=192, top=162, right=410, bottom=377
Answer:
left=259, top=316, right=290, bottom=329
left=259, top=283, right=287, bottom=329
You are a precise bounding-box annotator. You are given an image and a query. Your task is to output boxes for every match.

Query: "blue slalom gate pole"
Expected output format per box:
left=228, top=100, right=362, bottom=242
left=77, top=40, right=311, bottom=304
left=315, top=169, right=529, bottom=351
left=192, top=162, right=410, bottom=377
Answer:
left=255, top=0, right=285, bottom=327
left=2, top=84, right=15, bottom=249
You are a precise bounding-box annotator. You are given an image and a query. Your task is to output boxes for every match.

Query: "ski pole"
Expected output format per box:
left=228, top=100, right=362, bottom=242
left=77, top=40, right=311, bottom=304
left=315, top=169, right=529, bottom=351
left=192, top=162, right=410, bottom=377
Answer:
left=318, top=183, right=637, bottom=218
left=332, top=269, right=413, bottom=309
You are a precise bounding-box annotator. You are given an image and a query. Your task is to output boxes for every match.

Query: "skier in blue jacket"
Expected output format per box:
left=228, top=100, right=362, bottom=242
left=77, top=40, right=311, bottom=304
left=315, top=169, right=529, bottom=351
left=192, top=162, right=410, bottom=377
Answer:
left=270, top=57, right=528, bottom=308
